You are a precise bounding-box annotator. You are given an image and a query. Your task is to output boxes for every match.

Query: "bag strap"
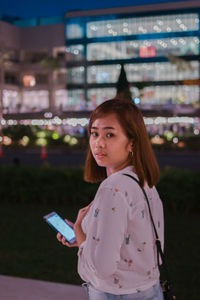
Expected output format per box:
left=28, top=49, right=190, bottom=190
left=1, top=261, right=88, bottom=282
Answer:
left=123, top=173, right=176, bottom=298
left=123, top=174, right=166, bottom=268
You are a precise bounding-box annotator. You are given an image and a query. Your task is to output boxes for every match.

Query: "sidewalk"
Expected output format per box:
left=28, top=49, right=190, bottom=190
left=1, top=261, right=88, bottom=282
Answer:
left=0, top=275, right=88, bottom=300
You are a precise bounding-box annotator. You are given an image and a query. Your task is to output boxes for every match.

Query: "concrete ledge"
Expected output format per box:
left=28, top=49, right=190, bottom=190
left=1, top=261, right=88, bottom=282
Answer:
left=0, top=275, right=88, bottom=300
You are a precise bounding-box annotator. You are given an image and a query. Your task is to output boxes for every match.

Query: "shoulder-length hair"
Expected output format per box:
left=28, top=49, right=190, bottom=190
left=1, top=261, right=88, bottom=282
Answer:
left=84, top=98, right=159, bottom=188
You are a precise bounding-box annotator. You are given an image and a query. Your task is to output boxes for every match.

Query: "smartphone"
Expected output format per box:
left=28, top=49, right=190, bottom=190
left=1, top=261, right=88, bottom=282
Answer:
left=43, top=211, right=76, bottom=244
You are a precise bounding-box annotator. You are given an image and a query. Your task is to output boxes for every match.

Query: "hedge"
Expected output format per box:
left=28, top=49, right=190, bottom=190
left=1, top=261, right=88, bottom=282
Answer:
left=0, top=165, right=199, bottom=214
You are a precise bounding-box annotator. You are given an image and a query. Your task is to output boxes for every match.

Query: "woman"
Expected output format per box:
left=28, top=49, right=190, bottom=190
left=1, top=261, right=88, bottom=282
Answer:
left=57, top=99, right=164, bottom=300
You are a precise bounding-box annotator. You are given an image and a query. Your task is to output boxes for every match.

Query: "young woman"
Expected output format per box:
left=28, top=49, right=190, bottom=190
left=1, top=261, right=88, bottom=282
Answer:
left=57, top=99, right=164, bottom=300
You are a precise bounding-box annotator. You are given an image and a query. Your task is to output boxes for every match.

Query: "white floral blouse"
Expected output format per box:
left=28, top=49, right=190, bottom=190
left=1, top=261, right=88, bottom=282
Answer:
left=78, top=166, right=164, bottom=295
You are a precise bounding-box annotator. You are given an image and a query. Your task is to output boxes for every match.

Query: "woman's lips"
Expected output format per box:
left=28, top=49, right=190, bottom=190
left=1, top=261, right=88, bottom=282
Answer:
left=95, top=153, right=107, bottom=159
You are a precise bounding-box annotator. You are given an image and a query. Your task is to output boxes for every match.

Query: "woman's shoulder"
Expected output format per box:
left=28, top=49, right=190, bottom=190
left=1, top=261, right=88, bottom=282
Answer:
left=100, top=166, right=140, bottom=194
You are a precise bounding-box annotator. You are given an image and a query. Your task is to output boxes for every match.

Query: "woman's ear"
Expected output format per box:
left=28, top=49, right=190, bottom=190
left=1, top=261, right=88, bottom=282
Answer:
left=128, top=139, right=134, bottom=153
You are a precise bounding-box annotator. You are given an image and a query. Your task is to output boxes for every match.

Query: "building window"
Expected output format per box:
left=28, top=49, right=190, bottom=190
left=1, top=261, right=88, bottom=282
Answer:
left=4, top=72, right=19, bottom=85
left=87, top=88, right=116, bottom=109
left=66, top=89, right=86, bottom=110
left=67, top=67, right=84, bottom=84
left=23, top=75, right=36, bottom=87
left=66, top=45, right=84, bottom=61
left=87, top=64, right=121, bottom=83
left=55, top=72, right=67, bottom=85
left=132, top=85, right=199, bottom=106
left=22, top=90, right=49, bottom=112
left=23, top=51, right=48, bottom=63
left=87, top=37, right=199, bottom=61
left=35, top=74, right=48, bottom=85
left=125, top=61, right=199, bottom=82
left=87, top=13, right=199, bottom=38
left=2, top=89, right=20, bottom=113
left=55, top=89, right=67, bottom=109
left=66, top=23, right=83, bottom=39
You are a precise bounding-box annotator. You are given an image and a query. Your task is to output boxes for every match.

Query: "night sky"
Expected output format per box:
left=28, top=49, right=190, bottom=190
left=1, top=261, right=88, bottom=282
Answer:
left=0, top=0, right=187, bottom=19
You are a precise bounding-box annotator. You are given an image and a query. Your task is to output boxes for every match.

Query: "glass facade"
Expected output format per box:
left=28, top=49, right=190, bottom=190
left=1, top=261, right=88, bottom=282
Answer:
left=55, top=89, right=67, bottom=109
left=67, top=66, right=85, bottom=84
left=66, top=9, right=200, bottom=110
left=133, top=85, right=199, bottom=105
left=67, top=23, right=83, bottom=39
left=87, top=64, right=121, bottom=83
left=87, top=37, right=199, bottom=61
left=126, top=61, right=199, bottom=82
left=66, top=89, right=86, bottom=110
left=87, top=88, right=116, bottom=109
left=87, top=61, right=199, bottom=83
left=22, top=90, right=49, bottom=112
left=2, top=90, right=20, bottom=113
left=87, top=14, right=199, bottom=38
left=66, top=45, right=84, bottom=61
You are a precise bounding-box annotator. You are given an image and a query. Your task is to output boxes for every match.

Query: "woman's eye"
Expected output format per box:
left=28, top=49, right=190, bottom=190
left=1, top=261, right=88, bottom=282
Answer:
left=91, top=132, right=98, bottom=137
left=106, top=133, right=114, bottom=138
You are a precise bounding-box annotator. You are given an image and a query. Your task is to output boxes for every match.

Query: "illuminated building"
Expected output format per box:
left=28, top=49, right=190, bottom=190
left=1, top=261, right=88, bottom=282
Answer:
left=65, top=0, right=200, bottom=115
left=0, top=0, right=199, bottom=120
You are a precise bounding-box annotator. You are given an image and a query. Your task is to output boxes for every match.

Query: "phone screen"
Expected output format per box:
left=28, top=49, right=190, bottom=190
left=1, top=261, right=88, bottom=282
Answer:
left=44, top=212, right=76, bottom=244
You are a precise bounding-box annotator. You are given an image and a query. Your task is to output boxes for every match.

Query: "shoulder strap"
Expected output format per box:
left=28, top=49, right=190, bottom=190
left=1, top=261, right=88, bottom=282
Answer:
left=123, top=173, right=165, bottom=267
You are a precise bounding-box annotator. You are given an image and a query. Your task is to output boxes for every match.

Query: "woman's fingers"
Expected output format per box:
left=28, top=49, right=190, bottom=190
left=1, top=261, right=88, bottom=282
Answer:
left=65, top=219, right=74, bottom=228
left=61, top=236, right=67, bottom=244
left=61, top=236, right=78, bottom=247
left=57, top=232, right=62, bottom=241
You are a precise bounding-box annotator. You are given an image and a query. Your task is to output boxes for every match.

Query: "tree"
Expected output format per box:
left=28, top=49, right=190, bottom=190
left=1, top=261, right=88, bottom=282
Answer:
left=115, top=63, right=132, bottom=101
left=167, top=53, right=194, bottom=72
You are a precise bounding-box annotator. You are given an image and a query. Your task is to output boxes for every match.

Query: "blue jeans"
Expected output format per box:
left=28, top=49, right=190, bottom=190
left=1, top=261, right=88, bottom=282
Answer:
left=84, top=282, right=164, bottom=300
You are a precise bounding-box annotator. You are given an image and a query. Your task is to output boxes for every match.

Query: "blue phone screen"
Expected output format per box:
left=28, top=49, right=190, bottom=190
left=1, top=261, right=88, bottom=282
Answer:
left=47, top=214, right=75, bottom=242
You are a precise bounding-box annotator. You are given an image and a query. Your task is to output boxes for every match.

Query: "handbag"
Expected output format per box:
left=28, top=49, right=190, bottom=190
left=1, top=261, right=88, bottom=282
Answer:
left=123, top=174, right=176, bottom=300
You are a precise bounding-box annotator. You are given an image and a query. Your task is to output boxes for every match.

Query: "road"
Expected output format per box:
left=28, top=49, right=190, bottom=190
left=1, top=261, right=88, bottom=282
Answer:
left=0, top=148, right=199, bottom=170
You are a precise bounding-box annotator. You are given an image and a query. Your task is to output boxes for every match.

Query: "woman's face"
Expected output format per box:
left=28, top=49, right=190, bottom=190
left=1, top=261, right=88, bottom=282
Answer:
left=89, top=113, right=133, bottom=176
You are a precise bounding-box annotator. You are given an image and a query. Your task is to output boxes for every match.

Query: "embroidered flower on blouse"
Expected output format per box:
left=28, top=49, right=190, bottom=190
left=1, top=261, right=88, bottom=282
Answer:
left=115, top=188, right=119, bottom=192
left=125, top=234, right=130, bottom=245
left=128, top=259, right=133, bottom=267
left=92, top=236, right=100, bottom=243
left=112, top=207, right=116, bottom=212
left=147, top=270, right=151, bottom=279
left=141, top=210, right=145, bottom=218
left=94, top=208, right=99, bottom=217
left=79, top=247, right=83, bottom=256
left=147, top=271, right=151, bottom=276
left=114, top=277, right=119, bottom=284
left=137, top=242, right=146, bottom=252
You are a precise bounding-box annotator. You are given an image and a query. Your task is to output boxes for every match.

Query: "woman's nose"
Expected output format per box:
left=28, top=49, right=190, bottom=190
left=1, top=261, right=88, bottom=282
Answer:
left=95, top=136, right=105, bottom=148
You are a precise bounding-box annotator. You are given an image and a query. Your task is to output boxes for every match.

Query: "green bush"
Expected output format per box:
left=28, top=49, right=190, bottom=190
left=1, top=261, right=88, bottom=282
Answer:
left=0, top=165, right=199, bottom=214
left=0, top=166, right=98, bottom=207
left=157, top=168, right=200, bottom=214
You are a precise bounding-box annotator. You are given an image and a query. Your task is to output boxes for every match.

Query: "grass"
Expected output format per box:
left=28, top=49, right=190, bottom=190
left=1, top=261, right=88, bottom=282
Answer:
left=1, top=202, right=199, bottom=299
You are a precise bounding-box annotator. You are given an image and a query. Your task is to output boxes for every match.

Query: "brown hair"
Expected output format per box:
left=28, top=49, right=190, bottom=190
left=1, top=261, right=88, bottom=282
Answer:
left=84, top=99, right=159, bottom=188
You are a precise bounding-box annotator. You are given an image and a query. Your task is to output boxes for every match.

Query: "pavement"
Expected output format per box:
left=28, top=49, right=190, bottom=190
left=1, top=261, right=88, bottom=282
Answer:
left=0, top=275, right=88, bottom=300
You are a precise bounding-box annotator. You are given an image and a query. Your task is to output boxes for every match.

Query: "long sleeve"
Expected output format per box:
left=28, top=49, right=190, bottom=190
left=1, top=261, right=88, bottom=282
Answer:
left=78, top=186, right=128, bottom=279
left=77, top=166, right=164, bottom=295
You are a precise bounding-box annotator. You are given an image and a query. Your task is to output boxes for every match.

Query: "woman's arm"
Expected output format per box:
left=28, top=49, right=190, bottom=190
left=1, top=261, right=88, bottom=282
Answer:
left=56, top=202, right=93, bottom=248
left=78, top=187, right=128, bottom=278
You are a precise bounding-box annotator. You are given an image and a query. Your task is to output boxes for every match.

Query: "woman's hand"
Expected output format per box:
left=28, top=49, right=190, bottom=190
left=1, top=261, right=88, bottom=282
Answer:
left=56, top=232, right=78, bottom=247
left=56, top=219, right=78, bottom=247
left=74, top=202, right=93, bottom=227
left=56, top=203, right=93, bottom=248
left=74, top=202, right=93, bottom=247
